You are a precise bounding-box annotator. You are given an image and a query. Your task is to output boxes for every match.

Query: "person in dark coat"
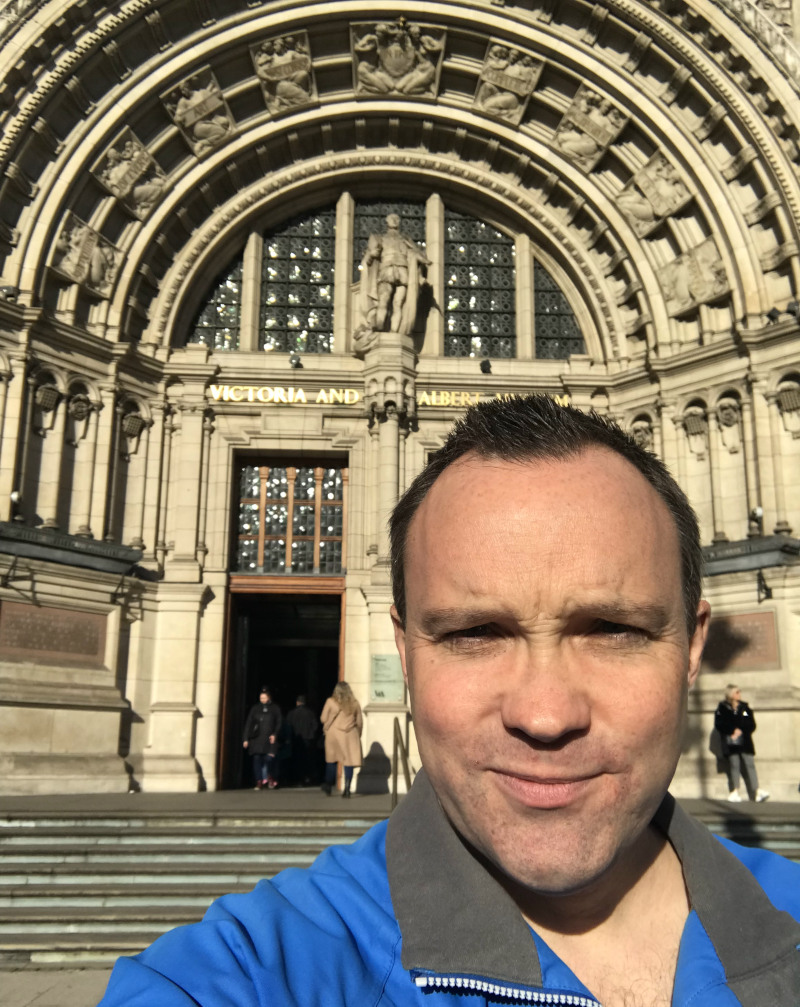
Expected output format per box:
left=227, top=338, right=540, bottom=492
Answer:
left=714, top=683, right=769, bottom=803
left=242, top=686, right=282, bottom=789
left=285, top=695, right=319, bottom=785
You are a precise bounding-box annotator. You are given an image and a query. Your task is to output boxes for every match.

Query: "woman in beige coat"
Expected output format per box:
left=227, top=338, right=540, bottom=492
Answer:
left=320, top=681, right=363, bottom=797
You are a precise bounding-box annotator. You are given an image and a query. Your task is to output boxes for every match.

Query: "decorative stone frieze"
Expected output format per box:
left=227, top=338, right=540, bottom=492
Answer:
left=251, top=31, right=317, bottom=115
left=50, top=214, right=120, bottom=295
left=94, top=132, right=166, bottom=220
left=162, top=71, right=233, bottom=156
left=660, top=238, right=728, bottom=316
left=351, top=19, right=445, bottom=98
left=472, top=41, right=542, bottom=125
left=552, top=84, right=628, bottom=172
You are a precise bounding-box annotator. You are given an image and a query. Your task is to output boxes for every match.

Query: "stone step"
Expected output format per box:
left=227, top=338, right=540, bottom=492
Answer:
left=0, top=905, right=207, bottom=934
left=0, top=882, right=253, bottom=908
left=0, top=931, right=167, bottom=967
left=0, top=843, right=329, bottom=865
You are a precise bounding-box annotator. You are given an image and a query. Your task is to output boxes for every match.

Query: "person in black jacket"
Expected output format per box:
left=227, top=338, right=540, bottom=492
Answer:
left=242, top=686, right=282, bottom=790
left=714, top=683, right=769, bottom=803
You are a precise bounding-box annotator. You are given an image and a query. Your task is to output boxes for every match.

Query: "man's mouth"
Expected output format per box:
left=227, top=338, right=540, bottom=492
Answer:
left=490, top=769, right=599, bottom=809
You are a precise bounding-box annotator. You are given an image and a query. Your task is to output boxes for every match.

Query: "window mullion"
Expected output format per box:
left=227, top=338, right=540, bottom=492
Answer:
left=313, top=467, right=323, bottom=572
left=285, top=467, right=296, bottom=572
left=257, top=466, right=268, bottom=570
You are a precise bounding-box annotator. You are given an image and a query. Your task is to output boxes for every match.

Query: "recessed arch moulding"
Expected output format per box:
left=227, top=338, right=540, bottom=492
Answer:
left=0, top=0, right=798, bottom=359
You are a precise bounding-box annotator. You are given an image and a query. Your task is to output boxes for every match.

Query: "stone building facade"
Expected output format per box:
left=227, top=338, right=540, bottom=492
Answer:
left=0, top=0, right=798, bottom=796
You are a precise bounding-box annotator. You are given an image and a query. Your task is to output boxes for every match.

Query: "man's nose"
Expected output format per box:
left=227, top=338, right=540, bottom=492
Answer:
left=500, top=642, right=592, bottom=744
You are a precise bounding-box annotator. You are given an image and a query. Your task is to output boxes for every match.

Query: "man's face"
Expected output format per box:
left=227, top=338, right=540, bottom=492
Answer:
left=259, top=692, right=269, bottom=704
left=392, top=449, right=709, bottom=897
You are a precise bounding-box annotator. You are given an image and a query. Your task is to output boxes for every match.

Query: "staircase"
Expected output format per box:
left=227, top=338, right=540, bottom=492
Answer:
left=0, top=803, right=386, bottom=967
left=1, top=797, right=799, bottom=968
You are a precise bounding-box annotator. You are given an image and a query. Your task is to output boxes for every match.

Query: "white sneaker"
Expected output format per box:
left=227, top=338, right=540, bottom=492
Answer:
left=728, top=790, right=743, bottom=802
left=755, top=789, right=770, bottom=803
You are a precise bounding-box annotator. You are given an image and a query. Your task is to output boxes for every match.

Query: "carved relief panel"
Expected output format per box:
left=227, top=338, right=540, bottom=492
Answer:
left=660, top=237, right=729, bottom=316
left=251, top=31, right=317, bottom=115
left=93, top=130, right=167, bottom=219
left=162, top=70, right=234, bottom=155
left=472, top=41, right=543, bottom=125
left=351, top=18, right=445, bottom=98
left=616, top=153, right=691, bottom=236
left=51, top=214, right=120, bottom=295
left=552, top=84, right=628, bottom=171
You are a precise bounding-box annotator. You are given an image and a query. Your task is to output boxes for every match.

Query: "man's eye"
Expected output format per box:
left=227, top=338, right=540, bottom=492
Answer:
left=451, top=624, right=491, bottom=639
left=592, top=620, right=646, bottom=639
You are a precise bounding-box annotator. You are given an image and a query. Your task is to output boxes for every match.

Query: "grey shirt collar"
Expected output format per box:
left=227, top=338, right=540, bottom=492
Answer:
left=386, top=768, right=800, bottom=1001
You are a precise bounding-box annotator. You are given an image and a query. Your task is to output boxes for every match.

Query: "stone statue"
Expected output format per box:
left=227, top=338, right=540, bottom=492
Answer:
left=716, top=397, right=741, bottom=453
left=352, top=19, right=444, bottom=97
left=166, top=74, right=232, bottom=155
left=554, top=85, right=627, bottom=171
left=630, top=417, right=654, bottom=451
left=617, top=154, right=690, bottom=235
left=253, top=33, right=315, bottom=114
left=357, top=214, right=430, bottom=340
left=53, top=216, right=119, bottom=293
left=473, top=44, right=541, bottom=124
left=661, top=238, right=728, bottom=316
left=98, top=135, right=166, bottom=218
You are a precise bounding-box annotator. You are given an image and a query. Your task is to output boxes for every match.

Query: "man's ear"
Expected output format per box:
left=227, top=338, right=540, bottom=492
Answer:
left=687, top=600, right=711, bottom=688
left=390, top=604, right=409, bottom=686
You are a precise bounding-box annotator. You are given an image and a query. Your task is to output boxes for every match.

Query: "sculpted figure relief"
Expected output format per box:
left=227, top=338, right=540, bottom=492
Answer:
left=97, top=134, right=166, bottom=219
left=52, top=216, right=119, bottom=293
left=716, top=397, right=742, bottom=453
left=165, top=73, right=233, bottom=155
left=352, top=19, right=444, bottom=98
left=252, top=32, right=316, bottom=114
left=356, top=214, right=430, bottom=349
left=617, top=154, right=691, bottom=235
left=473, top=42, right=542, bottom=125
left=630, top=417, right=654, bottom=451
left=661, top=238, right=729, bottom=316
left=553, top=84, right=627, bottom=171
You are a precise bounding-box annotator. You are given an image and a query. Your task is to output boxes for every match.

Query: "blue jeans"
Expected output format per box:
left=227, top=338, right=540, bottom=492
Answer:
left=251, top=753, right=274, bottom=784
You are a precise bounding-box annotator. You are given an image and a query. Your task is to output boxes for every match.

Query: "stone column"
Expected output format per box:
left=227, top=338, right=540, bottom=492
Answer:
left=740, top=398, right=761, bottom=534
left=90, top=384, right=118, bottom=541
left=239, top=230, right=262, bottom=352
left=748, top=374, right=778, bottom=533
left=766, top=391, right=793, bottom=535
left=376, top=403, right=400, bottom=563
left=706, top=410, right=728, bottom=543
left=423, top=193, right=444, bottom=356
left=165, top=402, right=205, bottom=581
left=334, top=193, right=355, bottom=353
left=0, top=352, right=28, bottom=520
left=36, top=389, right=67, bottom=528
left=71, top=396, right=100, bottom=538
left=515, top=233, right=534, bottom=359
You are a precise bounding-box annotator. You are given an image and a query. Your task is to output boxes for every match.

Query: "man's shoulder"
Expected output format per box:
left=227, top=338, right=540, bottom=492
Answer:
left=714, top=833, right=800, bottom=916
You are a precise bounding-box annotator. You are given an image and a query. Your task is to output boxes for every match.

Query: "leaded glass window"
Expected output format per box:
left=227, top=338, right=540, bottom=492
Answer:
left=233, top=463, right=347, bottom=575
left=353, top=201, right=426, bottom=281
left=188, top=257, right=243, bottom=350
left=444, top=210, right=515, bottom=358
left=534, top=262, right=585, bottom=359
left=260, top=210, right=335, bottom=354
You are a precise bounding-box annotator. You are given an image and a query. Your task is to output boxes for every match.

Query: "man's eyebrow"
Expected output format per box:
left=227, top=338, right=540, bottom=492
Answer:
left=417, top=608, right=500, bottom=635
left=571, top=600, right=673, bottom=629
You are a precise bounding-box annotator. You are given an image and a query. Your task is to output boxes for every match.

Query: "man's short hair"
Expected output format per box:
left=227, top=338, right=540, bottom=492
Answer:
left=390, top=394, right=703, bottom=636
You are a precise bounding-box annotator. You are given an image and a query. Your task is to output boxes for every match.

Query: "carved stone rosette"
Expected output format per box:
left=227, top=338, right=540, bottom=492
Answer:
left=472, top=40, right=543, bottom=125
left=51, top=213, right=121, bottom=296
left=616, top=153, right=691, bottom=236
left=661, top=237, right=729, bottom=317
left=351, top=18, right=445, bottom=99
left=162, top=70, right=234, bottom=156
left=552, top=83, right=628, bottom=172
left=251, top=31, right=317, bottom=116
left=93, top=130, right=167, bottom=220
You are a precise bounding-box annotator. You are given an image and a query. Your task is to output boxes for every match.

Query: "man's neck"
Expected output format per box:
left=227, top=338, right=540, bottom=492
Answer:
left=504, top=826, right=689, bottom=1007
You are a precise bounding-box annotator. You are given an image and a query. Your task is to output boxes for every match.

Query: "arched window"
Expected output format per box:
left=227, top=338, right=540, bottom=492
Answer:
left=188, top=256, right=243, bottom=350
left=534, top=262, right=585, bottom=358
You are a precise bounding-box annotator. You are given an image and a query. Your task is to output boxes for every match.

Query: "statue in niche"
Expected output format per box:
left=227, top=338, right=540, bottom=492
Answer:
left=617, top=154, right=690, bottom=235
left=352, top=19, right=444, bottom=98
left=52, top=216, right=119, bottom=293
left=165, top=74, right=232, bottom=155
left=97, top=134, right=166, bottom=219
left=553, top=84, right=627, bottom=171
left=630, top=417, right=654, bottom=451
left=682, top=406, right=708, bottom=459
left=355, top=214, right=431, bottom=350
left=661, top=237, right=728, bottom=316
left=253, top=32, right=316, bottom=114
left=716, top=397, right=742, bottom=453
left=473, top=43, right=542, bottom=125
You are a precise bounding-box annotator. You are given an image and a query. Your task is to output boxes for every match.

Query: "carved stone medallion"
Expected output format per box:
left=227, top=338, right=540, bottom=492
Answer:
left=661, top=238, right=729, bottom=316
left=162, top=70, right=234, bottom=155
left=51, top=214, right=120, bottom=295
left=351, top=18, right=445, bottom=99
left=472, top=41, right=542, bottom=125
left=251, top=31, right=317, bottom=115
left=617, top=153, right=691, bottom=235
left=553, top=84, right=628, bottom=172
left=94, top=130, right=167, bottom=219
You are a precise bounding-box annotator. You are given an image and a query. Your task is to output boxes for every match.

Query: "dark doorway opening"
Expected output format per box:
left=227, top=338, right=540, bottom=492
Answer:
left=219, top=592, right=341, bottom=789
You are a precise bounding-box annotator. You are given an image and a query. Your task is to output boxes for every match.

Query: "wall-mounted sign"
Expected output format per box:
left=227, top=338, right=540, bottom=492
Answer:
left=209, top=385, right=361, bottom=404
left=370, top=653, right=406, bottom=704
left=416, top=390, right=570, bottom=407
